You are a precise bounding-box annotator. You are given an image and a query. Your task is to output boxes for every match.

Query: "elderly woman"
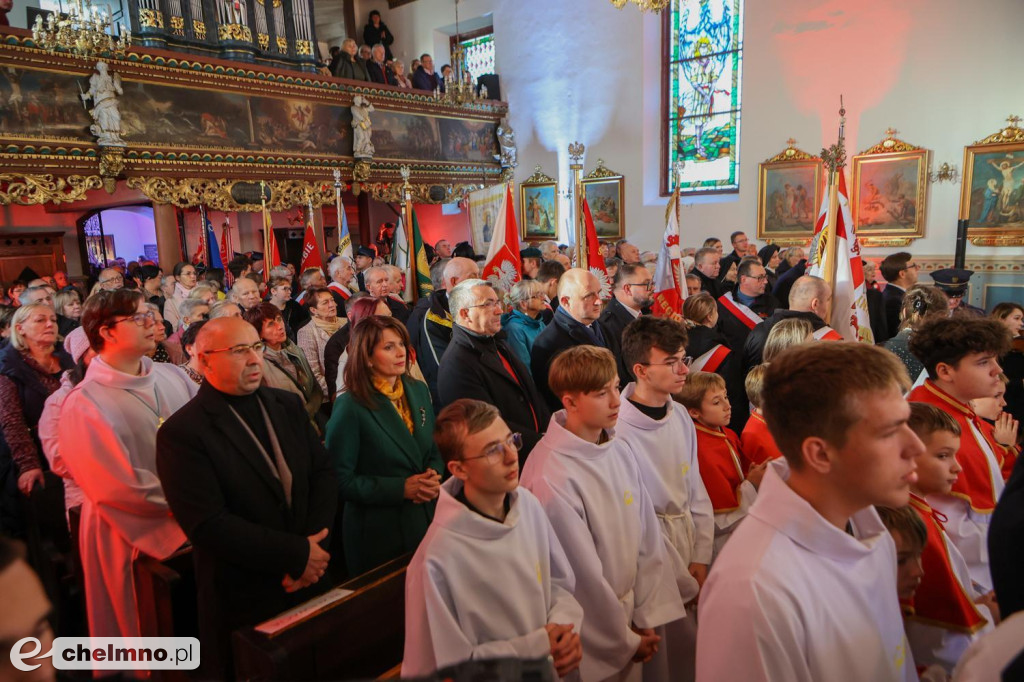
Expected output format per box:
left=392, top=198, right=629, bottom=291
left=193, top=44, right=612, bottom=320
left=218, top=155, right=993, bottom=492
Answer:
left=176, top=320, right=207, bottom=385
left=0, top=303, right=74, bottom=535
left=325, top=315, right=442, bottom=576
left=297, top=286, right=346, bottom=400
left=332, top=38, right=370, bottom=81
left=146, top=304, right=181, bottom=364
left=883, top=284, right=948, bottom=384
left=392, top=60, right=412, bottom=88
left=242, top=303, right=323, bottom=428
left=500, top=279, right=547, bottom=371
left=55, top=289, right=82, bottom=322
left=163, top=262, right=199, bottom=331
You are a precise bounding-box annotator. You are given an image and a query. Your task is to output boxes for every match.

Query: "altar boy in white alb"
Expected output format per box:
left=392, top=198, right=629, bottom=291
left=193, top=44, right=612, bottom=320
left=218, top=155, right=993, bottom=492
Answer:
left=616, top=317, right=714, bottom=681
left=696, top=342, right=920, bottom=682
left=521, top=346, right=686, bottom=682
left=402, top=399, right=584, bottom=678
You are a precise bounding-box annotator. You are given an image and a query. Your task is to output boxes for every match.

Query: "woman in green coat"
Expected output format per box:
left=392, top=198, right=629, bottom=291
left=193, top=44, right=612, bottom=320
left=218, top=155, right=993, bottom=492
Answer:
left=326, top=315, right=442, bottom=577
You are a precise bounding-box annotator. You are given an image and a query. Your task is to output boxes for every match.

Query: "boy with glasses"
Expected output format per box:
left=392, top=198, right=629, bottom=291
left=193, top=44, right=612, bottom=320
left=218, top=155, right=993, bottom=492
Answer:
left=616, top=316, right=714, bottom=680
left=59, top=289, right=197, bottom=641
left=402, top=399, right=583, bottom=678
left=521, top=345, right=685, bottom=681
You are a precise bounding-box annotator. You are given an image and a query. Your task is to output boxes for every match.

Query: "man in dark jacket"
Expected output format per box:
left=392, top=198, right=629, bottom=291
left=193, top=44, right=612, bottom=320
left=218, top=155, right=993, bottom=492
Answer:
left=741, top=275, right=832, bottom=372
left=879, top=251, right=919, bottom=339
left=771, top=257, right=807, bottom=308
left=599, top=263, right=652, bottom=381
left=692, top=247, right=733, bottom=298
left=157, top=318, right=337, bottom=680
left=411, top=53, right=444, bottom=92
left=408, top=257, right=479, bottom=406
left=362, top=10, right=394, bottom=61
left=531, top=269, right=621, bottom=411
left=716, top=259, right=779, bottom=355
left=718, top=231, right=749, bottom=281
left=366, top=44, right=396, bottom=85
left=438, top=279, right=550, bottom=462
left=364, top=265, right=409, bottom=323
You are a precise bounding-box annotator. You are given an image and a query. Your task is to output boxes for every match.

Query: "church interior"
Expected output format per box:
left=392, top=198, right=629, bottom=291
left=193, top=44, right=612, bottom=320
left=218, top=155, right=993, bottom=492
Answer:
left=0, top=0, right=1023, bottom=679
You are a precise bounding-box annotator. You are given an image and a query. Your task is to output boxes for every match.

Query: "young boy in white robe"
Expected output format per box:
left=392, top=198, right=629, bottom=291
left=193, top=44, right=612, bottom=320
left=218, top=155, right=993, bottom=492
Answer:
left=520, top=346, right=686, bottom=682
left=402, top=399, right=584, bottom=678
left=616, top=316, right=714, bottom=681
left=696, top=342, right=920, bottom=682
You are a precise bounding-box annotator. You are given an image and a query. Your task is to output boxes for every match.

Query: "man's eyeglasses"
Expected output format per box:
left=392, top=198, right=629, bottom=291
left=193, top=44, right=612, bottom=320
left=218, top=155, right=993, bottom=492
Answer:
left=743, top=274, right=768, bottom=282
left=462, top=433, right=523, bottom=465
left=640, top=356, right=693, bottom=372
left=100, top=275, right=124, bottom=286
left=467, top=298, right=502, bottom=310
left=201, top=341, right=266, bottom=357
left=627, top=281, right=655, bottom=290
left=902, top=263, right=921, bottom=271
left=112, top=311, right=156, bottom=327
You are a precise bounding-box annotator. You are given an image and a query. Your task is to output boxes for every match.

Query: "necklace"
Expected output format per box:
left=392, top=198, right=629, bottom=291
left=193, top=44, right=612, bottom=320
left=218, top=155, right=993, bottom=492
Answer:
left=124, top=387, right=166, bottom=427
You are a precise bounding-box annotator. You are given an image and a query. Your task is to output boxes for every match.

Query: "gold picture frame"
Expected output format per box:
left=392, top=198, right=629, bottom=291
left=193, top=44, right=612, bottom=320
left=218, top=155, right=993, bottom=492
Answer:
left=959, top=115, right=1024, bottom=246
left=582, top=159, right=625, bottom=240
left=756, top=140, right=822, bottom=246
left=519, top=165, right=559, bottom=240
left=851, top=129, right=929, bottom=247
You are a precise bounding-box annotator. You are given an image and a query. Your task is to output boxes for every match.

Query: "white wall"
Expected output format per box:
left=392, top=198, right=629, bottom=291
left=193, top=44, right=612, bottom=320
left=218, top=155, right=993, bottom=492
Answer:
left=374, top=0, right=1024, bottom=263
left=100, top=206, right=156, bottom=263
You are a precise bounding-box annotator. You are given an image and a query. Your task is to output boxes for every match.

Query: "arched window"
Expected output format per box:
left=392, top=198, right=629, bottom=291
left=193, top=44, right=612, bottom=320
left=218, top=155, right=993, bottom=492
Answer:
left=663, top=0, right=744, bottom=195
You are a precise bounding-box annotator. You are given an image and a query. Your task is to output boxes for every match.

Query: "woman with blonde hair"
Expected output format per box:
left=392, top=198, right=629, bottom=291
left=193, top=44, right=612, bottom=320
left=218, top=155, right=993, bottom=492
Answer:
left=391, top=60, right=412, bottom=88
left=883, top=284, right=948, bottom=383
left=55, top=289, right=83, bottom=322
left=761, top=318, right=814, bottom=363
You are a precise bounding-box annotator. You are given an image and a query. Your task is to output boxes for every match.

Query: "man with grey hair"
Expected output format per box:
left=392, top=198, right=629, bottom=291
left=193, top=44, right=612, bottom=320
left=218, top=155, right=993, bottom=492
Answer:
left=326, top=256, right=355, bottom=316
left=531, top=268, right=620, bottom=410
left=366, top=44, right=396, bottom=85
left=97, top=267, right=125, bottom=291
left=364, top=265, right=410, bottom=322
left=229, top=277, right=261, bottom=312
left=741, top=275, right=833, bottom=372
left=164, top=297, right=211, bottom=363
left=615, top=239, right=640, bottom=265
left=295, top=267, right=327, bottom=304
left=539, top=240, right=560, bottom=261
left=20, top=285, right=79, bottom=336
left=408, top=257, right=479, bottom=406
left=438, top=278, right=550, bottom=462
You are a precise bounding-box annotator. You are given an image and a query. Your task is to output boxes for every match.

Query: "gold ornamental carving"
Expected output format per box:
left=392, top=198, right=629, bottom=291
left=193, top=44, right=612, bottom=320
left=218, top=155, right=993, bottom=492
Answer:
left=859, top=236, right=914, bottom=248
left=968, top=235, right=1024, bottom=247
left=170, top=15, right=185, bottom=36
left=858, top=128, right=923, bottom=156
left=763, top=138, right=819, bottom=164
left=218, top=23, right=253, bottom=42
left=98, top=148, right=126, bottom=193
left=584, top=158, right=621, bottom=180
left=125, top=177, right=334, bottom=213
left=257, top=33, right=270, bottom=50
left=295, top=40, right=314, bottom=56
left=352, top=160, right=372, bottom=183
left=192, top=19, right=207, bottom=40
left=276, top=36, right=288, bottom=53
left=976, top=115, right=1024, bottom=145
left=523, top=165, right=556, bottom=184
left=138, top=8, right=164, bottom=29
left=0, top=174, right=102, bottom=206
left=359, top=182, right=479, bottom=205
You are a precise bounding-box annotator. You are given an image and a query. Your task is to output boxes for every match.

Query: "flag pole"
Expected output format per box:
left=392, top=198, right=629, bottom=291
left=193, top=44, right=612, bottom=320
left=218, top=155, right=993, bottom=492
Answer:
left=260, top=180, right=271, bottom=283
left=820, top=97, right=847, bottom=323
left=199, top=204, right=211, bottom=267
left=334, top=168, right=344, bottom=255
left=568, top=141, right=585, bottom=268
left=672, top=161, right=684, bottom=301
left=400, top=165, right=416, bottom=302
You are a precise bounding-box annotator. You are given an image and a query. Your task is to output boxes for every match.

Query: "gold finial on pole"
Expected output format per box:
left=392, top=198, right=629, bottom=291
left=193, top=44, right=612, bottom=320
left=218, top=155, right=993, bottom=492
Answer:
left=569, top=142, right=585, bottom=267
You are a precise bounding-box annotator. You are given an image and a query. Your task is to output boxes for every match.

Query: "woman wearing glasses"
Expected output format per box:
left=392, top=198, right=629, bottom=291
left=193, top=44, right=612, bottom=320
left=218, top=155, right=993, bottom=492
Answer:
left=242, top=303, right=322, bottom=430
left=325, top=315, right=442, bottom=578
left=0, top=302, right=75, bottom=535
left=163, top=262, right=199, bottom=331
left=500, top=280, right=548, bottom=372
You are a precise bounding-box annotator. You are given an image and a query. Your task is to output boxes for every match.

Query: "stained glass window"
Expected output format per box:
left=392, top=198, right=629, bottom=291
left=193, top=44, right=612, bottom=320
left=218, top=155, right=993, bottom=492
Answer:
left=459, top=33, right=495, bottom=82
left=666, top=0, right=744, bottom=194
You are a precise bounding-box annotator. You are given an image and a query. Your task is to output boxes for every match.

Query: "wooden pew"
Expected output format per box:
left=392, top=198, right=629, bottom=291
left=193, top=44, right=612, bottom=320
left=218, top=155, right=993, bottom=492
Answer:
left=231, top=554, right=410, bottom=681
left=133, top=545, right=198, bottom=682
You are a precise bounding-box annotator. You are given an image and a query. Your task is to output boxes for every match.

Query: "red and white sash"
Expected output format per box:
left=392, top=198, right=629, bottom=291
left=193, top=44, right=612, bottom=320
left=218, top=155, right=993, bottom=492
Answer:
left=328, top=282, right=352, bottom=300
left=813, top=326, right=843, bottom=341
left=691, top=344, right=731, bottom=373
left=718, top=292, right=763, bottom=330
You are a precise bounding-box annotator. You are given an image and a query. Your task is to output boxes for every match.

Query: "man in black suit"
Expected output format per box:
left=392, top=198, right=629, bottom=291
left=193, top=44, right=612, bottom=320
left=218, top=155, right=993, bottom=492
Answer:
left=718, top=230, right=749, bottom=281
left=354, top=245, right=375, bottom=292
left=879, top=251, right=919, bottom=340
left=438, top=279, right=550, bottom=461
left=366, top=44, right=396, bottom=85
left=531, top=268, right=621, bottom=411
left=716, top=259, right=779, bottom=356
left=599, top=262, right=652, bottom=380
left=156, top=317, right=337, bottom=680
left=692, top=247, right=733, bottom=298
left=742, top=275, right=832, bottom=372
left=364, top=265, right=410, bottom=323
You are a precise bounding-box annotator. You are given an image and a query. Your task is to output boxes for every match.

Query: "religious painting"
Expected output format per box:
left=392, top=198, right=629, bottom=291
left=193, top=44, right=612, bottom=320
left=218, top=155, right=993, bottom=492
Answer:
left=582, top=160, right=625, bottom=239
left=519, top=166, right=558, bottom=240
left=119, top=80, right=252, bottom=148
left=960, top=118, right=1024, bottom=246
left=851, top=131, right=928, bottom=245
left=249, top=97, right=352, bottom=156
left=664, top=0, right=744, bottom=195
left=437, top=117, right=498, bottom=163
left=468, top=182, right=505, bottom=253
left=756, top=142, right=822, bottom=245
left=370, top=111, right=442, bottom=161
left=0, top=66, right=92, bottom=140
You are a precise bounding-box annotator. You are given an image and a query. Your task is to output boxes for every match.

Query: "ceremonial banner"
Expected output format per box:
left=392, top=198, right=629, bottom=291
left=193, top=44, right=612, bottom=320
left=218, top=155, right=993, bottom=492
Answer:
left=190, top=214, right=206, bottom=266
left=808, top=168, right=874, bottom=343
left=481, top=184, right=522, bottom=292
left=392, top=211, right=433, bottom=302
left=262, top=200, right=280, bottom=283
left=205, top=215, right=223, bottom=270
left=337, top=196, right=353, bottom=260
left=469, top=182, right=506, bottom=254
left=219, top=220, right=234, bottom=285
left=580, top=195, right=610, bottom=299
left=300, top=224, right=322, bottom=273
left=652, top=188, right=686, bottom=317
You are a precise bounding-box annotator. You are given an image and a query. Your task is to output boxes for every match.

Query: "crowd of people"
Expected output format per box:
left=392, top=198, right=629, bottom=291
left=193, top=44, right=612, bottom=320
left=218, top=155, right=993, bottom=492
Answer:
left=0, top=227, right=1023, bottom=682
left=324, top=10, right=461, bottom=94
